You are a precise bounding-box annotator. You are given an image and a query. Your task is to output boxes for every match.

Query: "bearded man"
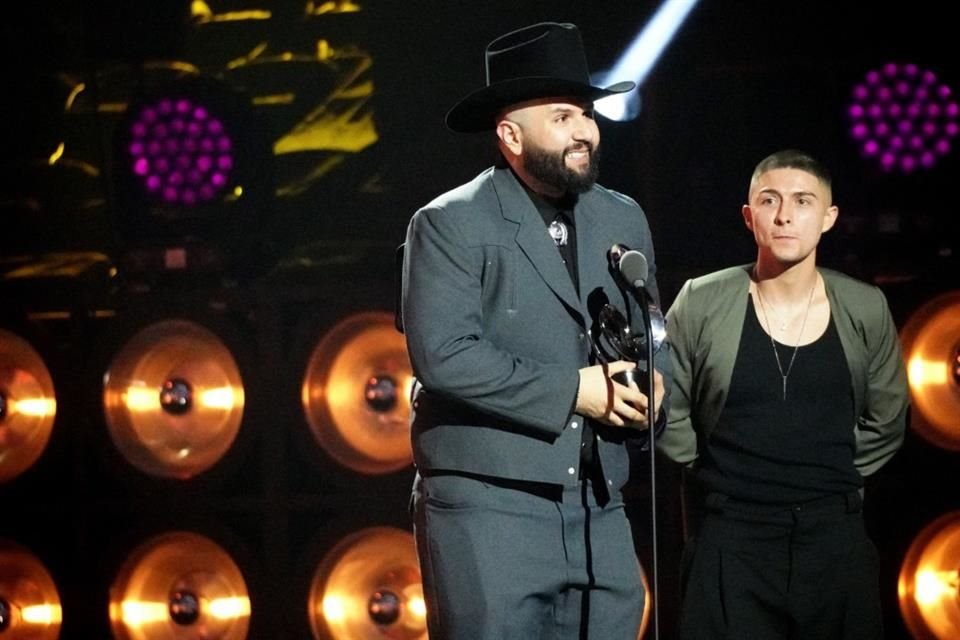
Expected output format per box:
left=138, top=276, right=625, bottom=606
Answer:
left=400, top=21, right=671, bottom=640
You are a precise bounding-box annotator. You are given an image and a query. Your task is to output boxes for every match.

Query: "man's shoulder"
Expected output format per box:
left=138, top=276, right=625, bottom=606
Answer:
left=585, top=183, right=641, bottom=211
left=820, top=267, right=877, bottom=295
left=688, top=265, right=751, bottom=291
left=670, top=266, right=750, bottom=318
left=421, top=167, right=497, bottom=213
left=821, top=268, right=889, bottom=320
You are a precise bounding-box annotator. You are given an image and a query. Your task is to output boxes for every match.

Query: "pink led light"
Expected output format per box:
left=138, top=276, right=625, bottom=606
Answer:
left=848, top=62, right=958, bottom=173
left=126, top=96, right=236, bottom=206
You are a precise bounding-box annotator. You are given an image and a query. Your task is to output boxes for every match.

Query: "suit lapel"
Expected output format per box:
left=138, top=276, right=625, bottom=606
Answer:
left=574, top=193, right=617, bottom=307
left=491, top=169, right=583, bottom=317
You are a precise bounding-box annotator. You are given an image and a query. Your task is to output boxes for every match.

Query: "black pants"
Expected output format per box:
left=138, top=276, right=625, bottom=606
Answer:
left=679, top=491, right=883, bottom=640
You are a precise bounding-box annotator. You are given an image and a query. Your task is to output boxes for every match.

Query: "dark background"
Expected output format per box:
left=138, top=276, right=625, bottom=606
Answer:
left=1, top=1, right=957, bottom=638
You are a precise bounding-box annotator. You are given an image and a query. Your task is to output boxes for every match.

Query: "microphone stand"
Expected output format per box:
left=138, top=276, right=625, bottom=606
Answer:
left=607, top=244, right=662, bottom=639
left=631, top=284, right=660, bottom=640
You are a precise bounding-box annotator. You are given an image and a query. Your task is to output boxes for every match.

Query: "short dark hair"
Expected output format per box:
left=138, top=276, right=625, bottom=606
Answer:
left=750, top=149, right=832, bottom=194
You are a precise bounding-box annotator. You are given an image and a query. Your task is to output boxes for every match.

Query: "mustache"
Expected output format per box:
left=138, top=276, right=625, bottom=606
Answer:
left=565, top=142, right=594, bottom=155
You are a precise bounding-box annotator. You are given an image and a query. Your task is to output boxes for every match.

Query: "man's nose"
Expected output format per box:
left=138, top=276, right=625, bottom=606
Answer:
left=774, top=204, right=793, bottom=224
left=571, top=117, right=597, bottom=142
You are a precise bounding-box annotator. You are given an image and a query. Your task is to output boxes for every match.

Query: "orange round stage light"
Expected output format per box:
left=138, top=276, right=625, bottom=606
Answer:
left=0, top=539, right=63, bottom=639
left=307, top=527, right=426, bottom=640
left=0, top=329, right=57, bottom=484
left=109, top=531, right=250, bottom=640
left=898, top=511, right=960, bottom=639
left=637, top=562, right=651, bottom=640
left=900, top=291, right=960, bottom=451
left=301, top=312, right=414, bottom=475
left=102, top=320, right=245, bottom=479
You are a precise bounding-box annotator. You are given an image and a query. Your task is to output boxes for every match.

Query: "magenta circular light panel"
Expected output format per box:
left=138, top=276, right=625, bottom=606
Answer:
left=127, top=97, right=235, bottom=206
left=848, top=62, right=958, bottom=173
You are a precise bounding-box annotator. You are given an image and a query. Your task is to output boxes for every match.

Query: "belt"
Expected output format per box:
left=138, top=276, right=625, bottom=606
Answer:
left=706, top=490, right=863, bottom=515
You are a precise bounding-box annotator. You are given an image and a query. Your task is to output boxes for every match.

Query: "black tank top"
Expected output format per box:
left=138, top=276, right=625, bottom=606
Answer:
left=698, top=295, right=861, bottom=504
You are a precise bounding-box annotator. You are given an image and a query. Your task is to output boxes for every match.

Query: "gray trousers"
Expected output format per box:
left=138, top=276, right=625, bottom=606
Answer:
left=412, top=472, right=644, bottom=640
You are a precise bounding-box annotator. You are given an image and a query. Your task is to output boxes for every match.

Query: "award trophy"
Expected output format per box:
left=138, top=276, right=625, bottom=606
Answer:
left=594, top=301, right=666, bottom=391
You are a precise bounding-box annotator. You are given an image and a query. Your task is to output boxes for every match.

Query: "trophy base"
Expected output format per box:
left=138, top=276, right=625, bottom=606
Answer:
left=612, top=368, right=647, bottom=390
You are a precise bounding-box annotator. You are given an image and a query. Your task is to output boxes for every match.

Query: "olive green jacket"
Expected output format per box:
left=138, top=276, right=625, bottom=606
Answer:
left=658, top=265, right=908, bottom=477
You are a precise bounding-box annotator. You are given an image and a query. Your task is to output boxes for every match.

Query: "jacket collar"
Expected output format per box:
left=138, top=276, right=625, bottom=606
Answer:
left=490, top=167, right=584, bottom=317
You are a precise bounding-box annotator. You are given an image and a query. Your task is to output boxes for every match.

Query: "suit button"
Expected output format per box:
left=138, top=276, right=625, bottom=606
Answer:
left=571, top=421, right=579, bottom=430
left=568, top=467, right=576, bottom=475
left=578, top=332, right=585, bottom=340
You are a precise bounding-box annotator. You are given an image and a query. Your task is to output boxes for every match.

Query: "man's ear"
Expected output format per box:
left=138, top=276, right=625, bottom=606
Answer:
left=821, top=205, right=839, bottom=233
left=495, top=119, right=522, bottom=157
left=742, top=204, right=754, bottom=231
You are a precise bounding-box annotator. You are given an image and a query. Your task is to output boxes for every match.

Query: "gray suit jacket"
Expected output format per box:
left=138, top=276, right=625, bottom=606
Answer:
left=402, top=166, right=670, bottom=490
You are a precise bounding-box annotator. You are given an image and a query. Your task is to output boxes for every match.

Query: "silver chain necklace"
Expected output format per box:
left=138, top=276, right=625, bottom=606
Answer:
left=753, top=274, right=817, bottom=399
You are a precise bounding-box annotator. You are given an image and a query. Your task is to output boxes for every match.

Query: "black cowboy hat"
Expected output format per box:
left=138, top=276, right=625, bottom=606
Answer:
left=445, top=22, right=635, bottom=133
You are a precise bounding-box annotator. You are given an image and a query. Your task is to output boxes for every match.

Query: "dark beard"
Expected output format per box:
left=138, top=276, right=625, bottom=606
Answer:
left=523, top=141, right=600, bottom=195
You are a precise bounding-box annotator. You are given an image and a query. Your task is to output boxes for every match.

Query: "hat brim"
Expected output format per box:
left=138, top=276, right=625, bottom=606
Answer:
left=445, top=77, right=635, bottom=133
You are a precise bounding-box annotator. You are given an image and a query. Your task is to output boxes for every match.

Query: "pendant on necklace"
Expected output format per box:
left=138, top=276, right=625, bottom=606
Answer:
left=756, top=282, right=816, bottom=401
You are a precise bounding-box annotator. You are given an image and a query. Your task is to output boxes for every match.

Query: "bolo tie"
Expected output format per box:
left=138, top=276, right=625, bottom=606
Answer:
left=548, top=217, right=569, bottom=247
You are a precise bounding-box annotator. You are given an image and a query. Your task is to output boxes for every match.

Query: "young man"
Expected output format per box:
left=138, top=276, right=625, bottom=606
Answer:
left=401, top=21, right=671, bottom=640
left=659, top=149, right=909, bottom=639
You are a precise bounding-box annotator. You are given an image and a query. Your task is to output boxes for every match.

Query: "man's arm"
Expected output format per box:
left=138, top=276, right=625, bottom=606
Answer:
left=656, top=279, right=700, bottom=466
left=854, top=286, right=910, bottom=476
left=401, top=205, right=578, bottom=437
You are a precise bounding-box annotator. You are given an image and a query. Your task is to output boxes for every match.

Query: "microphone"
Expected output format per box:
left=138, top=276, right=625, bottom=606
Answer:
left=618, top=249, right=649, bottom=291
left=608, top=243, right=630, bottom=273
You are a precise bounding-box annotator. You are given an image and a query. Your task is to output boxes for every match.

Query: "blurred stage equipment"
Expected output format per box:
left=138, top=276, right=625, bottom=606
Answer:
left=3, top=5, right=418, bottom=638
left=0, top=329, right=57, bottom=484
left=307, top=527, right=426, bottom=640
left=109, top=531, right=250, bottom=640
left=898, top=511, right=960, bottom=639
left=899, top=291, right=960, bottom=451
left=0, top=159, right=108, bottom=257
left=110, top=70, right=268, bottom=278
left=0, top=539, right=63, bottom=639
left=102, top=319, right=245, bottom=479
left=848, top=62, right=959, bottom=173
left=301, top=312, right=413, bottom=475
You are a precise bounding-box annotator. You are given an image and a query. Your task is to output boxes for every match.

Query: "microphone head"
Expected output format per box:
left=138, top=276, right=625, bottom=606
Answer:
left=618, top=250, right=648, bottom=288
left=608, top=244, right=630, bottom=271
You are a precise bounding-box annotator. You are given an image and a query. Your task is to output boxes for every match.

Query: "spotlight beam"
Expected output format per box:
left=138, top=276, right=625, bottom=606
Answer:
left=595, top=0, right=701, bottom=121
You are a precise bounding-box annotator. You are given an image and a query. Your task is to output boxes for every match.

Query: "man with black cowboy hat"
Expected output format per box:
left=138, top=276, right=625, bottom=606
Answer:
left=401, top=21, right=671, bottom=639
